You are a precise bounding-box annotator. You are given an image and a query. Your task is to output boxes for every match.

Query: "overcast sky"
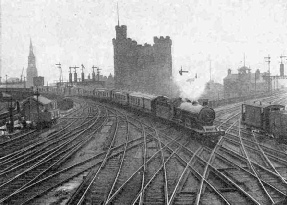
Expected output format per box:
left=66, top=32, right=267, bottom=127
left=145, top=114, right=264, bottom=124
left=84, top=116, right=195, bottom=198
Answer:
left=1, top=0, right=287, bottom=84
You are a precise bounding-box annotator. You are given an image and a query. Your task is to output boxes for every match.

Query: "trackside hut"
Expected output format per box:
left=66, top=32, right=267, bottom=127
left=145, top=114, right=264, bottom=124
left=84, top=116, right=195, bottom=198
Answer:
left=21, top=95, right=57, bottom=121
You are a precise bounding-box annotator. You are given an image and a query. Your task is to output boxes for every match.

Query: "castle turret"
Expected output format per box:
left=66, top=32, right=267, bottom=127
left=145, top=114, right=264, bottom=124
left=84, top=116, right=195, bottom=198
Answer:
left=115, top=25, right=127, bottom=40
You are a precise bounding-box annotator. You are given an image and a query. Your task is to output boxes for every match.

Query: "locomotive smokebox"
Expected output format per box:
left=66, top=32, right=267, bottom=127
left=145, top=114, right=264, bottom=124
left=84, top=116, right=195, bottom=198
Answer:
left=280, top=63, right=284, bottom=77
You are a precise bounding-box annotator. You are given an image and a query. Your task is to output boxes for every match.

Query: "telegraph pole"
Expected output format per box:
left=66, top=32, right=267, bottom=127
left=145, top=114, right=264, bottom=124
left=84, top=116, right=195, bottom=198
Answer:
left=69, top=67, right=73, bottom=85
left=92, top=65, right=97, bottom=81
left=81, top=64, right=85, bottom=82
left=34, top=86, right=40, bottom=129
left=280, top=55, right=286, bottom=64
left=264, top=55, right=271, bottom=92
left=5, top=75, right=7, bottom=92
left=97, top=67, right=101, bottom=82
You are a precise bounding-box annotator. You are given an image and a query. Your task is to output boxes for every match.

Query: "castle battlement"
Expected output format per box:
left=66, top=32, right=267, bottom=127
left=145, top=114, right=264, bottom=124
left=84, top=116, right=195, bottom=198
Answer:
left=115, top=25, right=127, bottom=30
left=115, top=25, right=127, bottom=40
left=154, top=36, right=172, bottom=45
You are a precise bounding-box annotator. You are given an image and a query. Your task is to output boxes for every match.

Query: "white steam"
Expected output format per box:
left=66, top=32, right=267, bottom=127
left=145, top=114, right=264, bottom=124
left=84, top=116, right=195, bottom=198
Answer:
left=173, top=72, right=210, bottom=101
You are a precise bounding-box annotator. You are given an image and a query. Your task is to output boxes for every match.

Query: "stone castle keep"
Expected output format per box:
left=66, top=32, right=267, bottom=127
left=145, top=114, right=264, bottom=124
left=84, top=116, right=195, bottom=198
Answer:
left=112, top=24, right=173, bottom=96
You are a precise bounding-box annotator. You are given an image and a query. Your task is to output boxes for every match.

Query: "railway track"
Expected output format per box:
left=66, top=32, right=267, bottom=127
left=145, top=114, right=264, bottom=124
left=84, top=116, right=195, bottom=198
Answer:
left=1, top=93, right=287, bottom=204
left=0, top=100, right=108, bottom=204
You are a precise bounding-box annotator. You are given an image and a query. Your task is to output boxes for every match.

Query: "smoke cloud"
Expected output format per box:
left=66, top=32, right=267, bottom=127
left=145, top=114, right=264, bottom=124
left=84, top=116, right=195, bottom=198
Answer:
left=173, top=72, right=210, bottom=101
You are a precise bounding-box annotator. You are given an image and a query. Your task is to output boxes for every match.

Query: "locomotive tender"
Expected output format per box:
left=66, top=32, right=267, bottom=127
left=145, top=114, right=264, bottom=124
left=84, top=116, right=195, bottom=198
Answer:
left=39, top=86, right=225, bottom=141
left=242, top=101, right=287, bottom=143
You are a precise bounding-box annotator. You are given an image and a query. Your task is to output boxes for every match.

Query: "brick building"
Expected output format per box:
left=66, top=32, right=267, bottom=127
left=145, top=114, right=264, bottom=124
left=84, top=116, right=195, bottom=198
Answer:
left=112, top=24, right=174, bottom=96
left=223, top=66, right=268, bottom=98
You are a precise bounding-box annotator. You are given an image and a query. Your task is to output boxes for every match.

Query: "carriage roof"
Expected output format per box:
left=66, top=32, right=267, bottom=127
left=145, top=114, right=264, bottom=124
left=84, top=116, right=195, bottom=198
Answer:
left=244, top=101, right=285, bottom=109
left=129, top=92, right=158, bottom=100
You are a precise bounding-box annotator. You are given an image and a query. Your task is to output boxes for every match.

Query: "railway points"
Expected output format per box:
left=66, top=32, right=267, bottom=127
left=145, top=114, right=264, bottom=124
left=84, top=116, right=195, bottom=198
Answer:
left=0, top=91, right=287, bottom=205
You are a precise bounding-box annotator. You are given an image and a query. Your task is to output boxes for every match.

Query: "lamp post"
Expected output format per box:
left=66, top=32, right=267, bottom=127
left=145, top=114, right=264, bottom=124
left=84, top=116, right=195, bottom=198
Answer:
left=5, top=75, right=8, bottom=92
left=8, top=96, right=14, bottom=133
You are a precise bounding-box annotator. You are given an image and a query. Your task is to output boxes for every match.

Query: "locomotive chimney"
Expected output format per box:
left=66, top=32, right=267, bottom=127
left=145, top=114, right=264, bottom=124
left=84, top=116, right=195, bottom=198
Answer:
left=202, top=99, right=208, bottom=106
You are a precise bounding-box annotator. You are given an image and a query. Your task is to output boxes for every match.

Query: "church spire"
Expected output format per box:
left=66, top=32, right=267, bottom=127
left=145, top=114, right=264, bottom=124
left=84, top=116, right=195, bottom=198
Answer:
left=29, top=38, right=34, bottom=55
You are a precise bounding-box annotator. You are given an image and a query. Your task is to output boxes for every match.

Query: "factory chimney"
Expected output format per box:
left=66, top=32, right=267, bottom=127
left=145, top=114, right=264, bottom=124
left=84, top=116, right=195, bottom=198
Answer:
left=69, top=67, right=72, bottom=83
left=280, top=55, right=286, bottom=77
left=73, top=66, right=79, bottom=83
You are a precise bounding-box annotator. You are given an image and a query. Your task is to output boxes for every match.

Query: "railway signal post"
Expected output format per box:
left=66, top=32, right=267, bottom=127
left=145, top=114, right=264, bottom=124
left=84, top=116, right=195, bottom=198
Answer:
left=179, top=67, right=188, bottom=76
left=7, top=97, right=14, bottom=133
left=92, top=65, right=97, bottom=81
left=97, top=67, right=101, bottom=82
left=264, top=55, right=271, bottom=92
left=34, top=87, right=40, bottom=129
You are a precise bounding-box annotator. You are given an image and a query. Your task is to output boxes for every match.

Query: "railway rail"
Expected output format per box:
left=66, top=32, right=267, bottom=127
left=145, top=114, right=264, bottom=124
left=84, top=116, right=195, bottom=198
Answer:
left=0, top=92, right=287, bottom=204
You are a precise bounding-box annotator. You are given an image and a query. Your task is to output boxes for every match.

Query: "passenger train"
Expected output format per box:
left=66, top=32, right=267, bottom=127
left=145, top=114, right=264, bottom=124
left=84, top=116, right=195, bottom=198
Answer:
left=38, top=86, right=225, bottom=143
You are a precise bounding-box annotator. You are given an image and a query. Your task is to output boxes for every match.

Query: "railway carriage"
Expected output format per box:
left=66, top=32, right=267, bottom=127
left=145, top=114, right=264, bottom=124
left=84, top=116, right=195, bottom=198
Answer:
left=111, top=90, right=130, bottom=106
left=142, top=94, right=157, bottom=113
left=81, top=87, right=96, bottom=98
left=95, top=89, right=111, bottom=100
left=128, top=92, right=144, bottom=110
left=242, top=101, right=287, bottom=143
